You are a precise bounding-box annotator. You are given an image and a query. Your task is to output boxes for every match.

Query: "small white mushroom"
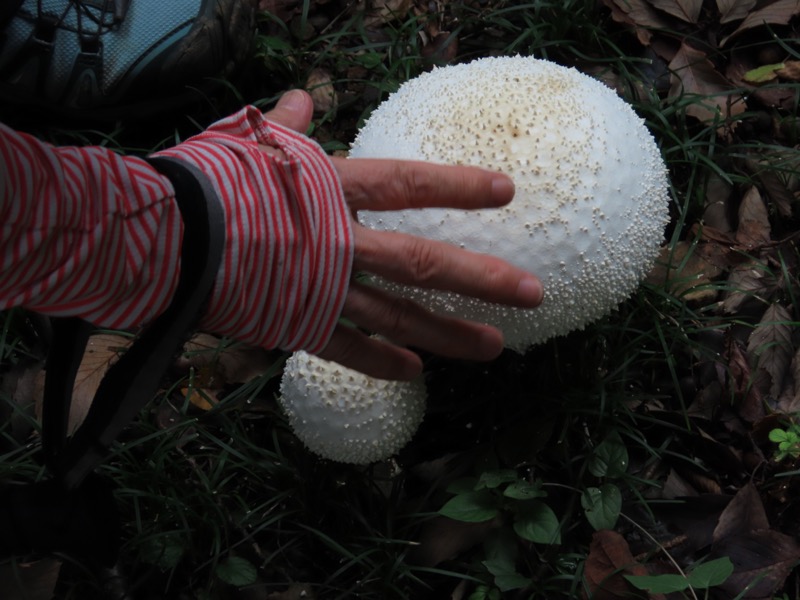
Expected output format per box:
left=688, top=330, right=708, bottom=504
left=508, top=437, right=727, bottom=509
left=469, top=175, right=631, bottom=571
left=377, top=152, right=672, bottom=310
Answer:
left=279, top=351, right=426, bottom=464
left=350, top=56, right=671, bottom=350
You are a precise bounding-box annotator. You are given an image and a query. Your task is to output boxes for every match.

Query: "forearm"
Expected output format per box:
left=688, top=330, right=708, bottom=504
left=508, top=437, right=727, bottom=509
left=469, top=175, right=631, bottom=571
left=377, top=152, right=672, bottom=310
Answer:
left=0, top=123, right=182, bottom=328
left=0, top=108, right=354, bottom=353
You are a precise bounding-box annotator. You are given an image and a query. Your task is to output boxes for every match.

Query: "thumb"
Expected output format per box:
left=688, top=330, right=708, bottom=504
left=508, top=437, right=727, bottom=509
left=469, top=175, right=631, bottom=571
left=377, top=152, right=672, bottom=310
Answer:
left=263, top=90, right=314, bottom=134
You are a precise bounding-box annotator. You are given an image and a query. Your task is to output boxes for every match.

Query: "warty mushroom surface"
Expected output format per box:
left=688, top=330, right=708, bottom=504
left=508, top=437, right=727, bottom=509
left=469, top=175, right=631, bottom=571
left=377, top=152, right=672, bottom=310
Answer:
left=279, top=351, right=427, bottom=464
left=350, top=56, right=671, bottom=351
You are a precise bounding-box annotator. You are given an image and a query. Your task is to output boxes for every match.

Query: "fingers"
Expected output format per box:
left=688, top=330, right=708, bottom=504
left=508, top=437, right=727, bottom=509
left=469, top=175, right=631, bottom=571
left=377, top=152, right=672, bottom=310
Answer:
left=353, top=225, right=543, bottom=308
left=316, top=325, right=423, bottom=380
left=261, top=90, right=314, bottom=134
left=342, top=281, right=504, bottom=358
left=318, top=281, right=508, bottom=380
left=331, top=157, right=515, bottom=212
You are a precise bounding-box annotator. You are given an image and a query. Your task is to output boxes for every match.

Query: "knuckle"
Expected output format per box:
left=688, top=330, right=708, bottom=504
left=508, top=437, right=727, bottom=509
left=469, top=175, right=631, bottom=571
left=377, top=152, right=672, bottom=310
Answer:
left=406, top=239, right=443, bottom=284
left=409, top=167, right=437, bottom=199
left=382, top=296, right=417, bottom=337
left=391, top=164, right=437, bottom=208
left=476, top=258, right=511, bottom=300
left=481, top=256, right=508, bottom=285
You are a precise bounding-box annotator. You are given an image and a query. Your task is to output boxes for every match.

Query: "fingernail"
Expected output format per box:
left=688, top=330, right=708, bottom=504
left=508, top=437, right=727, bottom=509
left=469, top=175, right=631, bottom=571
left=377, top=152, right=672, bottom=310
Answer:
left=516, top=276, right=543, bottom=306
left=280, top=89, right=307, bottom=112
left=491, top=175, right=515, bottom=203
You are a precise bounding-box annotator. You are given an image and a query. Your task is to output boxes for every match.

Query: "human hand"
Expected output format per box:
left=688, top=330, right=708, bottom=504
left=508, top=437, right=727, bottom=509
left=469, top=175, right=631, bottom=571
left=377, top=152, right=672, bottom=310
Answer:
left=261, top=90, right=543, bottom=380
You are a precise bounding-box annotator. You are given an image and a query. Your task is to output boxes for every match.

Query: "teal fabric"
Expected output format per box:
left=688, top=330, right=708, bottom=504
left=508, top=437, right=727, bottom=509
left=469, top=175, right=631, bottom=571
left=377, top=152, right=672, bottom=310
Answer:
left=0, top=0, right=253, bottom=115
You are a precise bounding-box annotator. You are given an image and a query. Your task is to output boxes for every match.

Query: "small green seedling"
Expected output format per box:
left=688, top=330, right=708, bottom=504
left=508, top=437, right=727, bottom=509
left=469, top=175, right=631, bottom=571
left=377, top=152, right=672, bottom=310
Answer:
left=439, top=470, right=561, bottom=545
left=769, top=423, right=800, bottom=462
left=439, top=470, right=559, bottom=593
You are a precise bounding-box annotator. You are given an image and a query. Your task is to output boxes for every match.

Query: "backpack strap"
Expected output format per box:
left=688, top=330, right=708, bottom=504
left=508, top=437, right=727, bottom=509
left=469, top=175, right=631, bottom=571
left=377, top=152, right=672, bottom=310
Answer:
left=50, top=156, right=225, bottom=489
left=2, top=156, right=225, bottom=562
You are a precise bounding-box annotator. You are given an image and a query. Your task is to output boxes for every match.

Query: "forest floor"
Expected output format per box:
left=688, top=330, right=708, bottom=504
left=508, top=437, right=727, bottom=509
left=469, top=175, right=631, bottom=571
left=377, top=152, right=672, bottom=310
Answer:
left=3, top=0, right=800, bottom=599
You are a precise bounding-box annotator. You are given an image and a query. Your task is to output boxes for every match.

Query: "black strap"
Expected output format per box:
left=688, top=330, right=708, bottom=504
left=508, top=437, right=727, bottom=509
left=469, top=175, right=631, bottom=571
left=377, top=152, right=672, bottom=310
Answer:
left=48, top=156, right=225, bottom=490
left=41, top=317, right=93, bottom=466
left=0, top=159, right=224, bottom=564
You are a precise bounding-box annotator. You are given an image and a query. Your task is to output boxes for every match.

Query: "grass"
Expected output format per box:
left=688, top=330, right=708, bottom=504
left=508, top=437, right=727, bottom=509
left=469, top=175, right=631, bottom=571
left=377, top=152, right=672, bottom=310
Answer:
left=2, top=0, right=800, bottom=598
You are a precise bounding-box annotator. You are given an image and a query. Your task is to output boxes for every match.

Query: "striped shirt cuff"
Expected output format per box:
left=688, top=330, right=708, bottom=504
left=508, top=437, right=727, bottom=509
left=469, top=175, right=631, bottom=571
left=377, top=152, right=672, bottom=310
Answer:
left=156, top=106, right=353, bottom=353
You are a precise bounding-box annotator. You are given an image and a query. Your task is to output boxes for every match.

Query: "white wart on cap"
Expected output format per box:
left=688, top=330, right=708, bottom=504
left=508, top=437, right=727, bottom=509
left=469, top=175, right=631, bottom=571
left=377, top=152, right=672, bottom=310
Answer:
left=279, top=351, right=426, bottom=464
left=350, top=56, right=671, bottom=351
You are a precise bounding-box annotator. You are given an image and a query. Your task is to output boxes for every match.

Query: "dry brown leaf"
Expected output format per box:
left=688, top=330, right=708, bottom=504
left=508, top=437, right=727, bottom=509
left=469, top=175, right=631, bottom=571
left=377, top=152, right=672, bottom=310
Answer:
left=726, top=335, right=765, bottom=422
left=703, top=172, right=734, bottom=232
left=646, top=241, right=726, bottom=302
left=688, top=380, right=724, bottom=420
left=713, top=483, right=769, bottom=541
left=774, top=386, right=800, bottom=415
left=777, top=346, right=800, bottom=413
left=682, top=464, right=725, bottom=495
left=669, top=43, right=746, bottom=123
left=726, top=49, right=799, bottom=109
left=792, top=346, right=800, bottom=399
left=735, top=186, right=772, bottom=248
left=738, top=186, right=771, bottom=230
left=720, top=261, right=769, bottom=314
left=747, top=303, right=793, bottom=398
left=656, top=495, right=732, bottom=556
left=0, top=558, right=62, bottom=600
left=662, top=468, right=698, bottom=498
left=450, top=580, right=469, bottom=600
left=601, top=0, right=671, bottom=44
left=758, top=168, right=797, bottom=218
left=37, top=333, right=130, bottom=434
left=181, top=333, right=277, bottom=386
left=650, top=0, right=703, bottom=23
left=363, top=0, right=412, bottom=27
left=306, top=68, right=338, bottom=114
left=421, top=31, right=459, bottom=65
left=721, top=0, right=800, bottom=46
left=717, top=0, right=757, bottom=22
left=583, top=530, right=657, bottom=600
left=608, top=0, right=671, bottom=28
left=775, top=60, right=800, bottom=81
left=712, top=483, right=800, bottom=599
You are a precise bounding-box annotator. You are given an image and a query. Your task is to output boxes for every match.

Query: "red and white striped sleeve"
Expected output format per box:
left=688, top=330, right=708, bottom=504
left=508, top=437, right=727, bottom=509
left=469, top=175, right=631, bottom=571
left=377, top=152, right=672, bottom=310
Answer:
left=0, top=107, right=354, bottom=354
left=156, top=106, right=353, bottom=353
left=0, top=122, right=183, bottom=328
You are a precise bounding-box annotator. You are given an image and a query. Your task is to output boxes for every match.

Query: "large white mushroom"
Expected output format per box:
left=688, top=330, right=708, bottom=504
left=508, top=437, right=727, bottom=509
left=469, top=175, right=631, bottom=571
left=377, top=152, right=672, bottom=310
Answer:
left=278, top=351, right=426, bottom=464
left=279, top=56, right=671, bottom=464
left=350, top=56, right=671, bottom=351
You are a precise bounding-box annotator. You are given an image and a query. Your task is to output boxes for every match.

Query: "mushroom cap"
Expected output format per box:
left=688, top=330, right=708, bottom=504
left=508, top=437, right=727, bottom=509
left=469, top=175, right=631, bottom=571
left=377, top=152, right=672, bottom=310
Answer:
left=278, top=351, right=427, bottom=464
left=350, top=56, right=670, bottom=351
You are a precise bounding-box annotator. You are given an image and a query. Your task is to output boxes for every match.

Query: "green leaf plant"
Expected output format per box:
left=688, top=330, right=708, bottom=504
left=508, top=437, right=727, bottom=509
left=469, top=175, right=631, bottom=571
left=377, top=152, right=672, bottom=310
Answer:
left=438, top=470, right=559, bottom=594
left=438, top=430, right=633, bottom=595
left=440, top=470, right=560, bottom=545
left=769, top=421, right=800, bottom=462
left=624, top=557, right=734, bottom=596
